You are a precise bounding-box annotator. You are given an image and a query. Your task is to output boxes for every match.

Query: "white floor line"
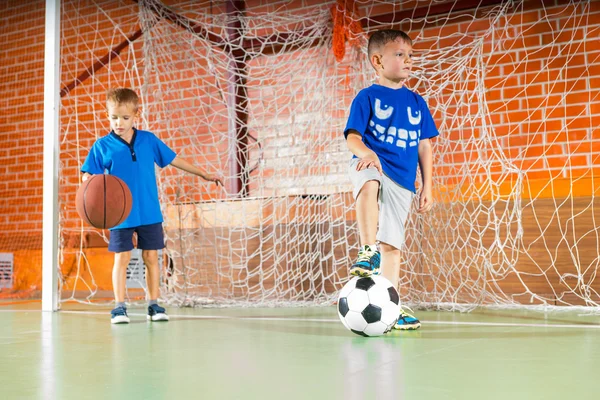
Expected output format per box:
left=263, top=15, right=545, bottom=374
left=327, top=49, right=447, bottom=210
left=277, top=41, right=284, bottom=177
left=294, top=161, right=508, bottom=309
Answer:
left=53, top=310, right=600, bottom=329
left=422, top=320, right=600, bottom=329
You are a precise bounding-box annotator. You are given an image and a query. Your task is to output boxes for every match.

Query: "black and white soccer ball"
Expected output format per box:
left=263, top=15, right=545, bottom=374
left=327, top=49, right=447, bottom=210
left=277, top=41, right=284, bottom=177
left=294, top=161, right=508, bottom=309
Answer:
left=337, top=275, right=400, bottom=337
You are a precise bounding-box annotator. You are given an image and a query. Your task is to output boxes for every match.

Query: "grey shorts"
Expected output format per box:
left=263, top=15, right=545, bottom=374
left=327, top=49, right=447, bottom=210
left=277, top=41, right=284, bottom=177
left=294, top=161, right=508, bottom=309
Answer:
left=348, top=158, right=414, bottom=250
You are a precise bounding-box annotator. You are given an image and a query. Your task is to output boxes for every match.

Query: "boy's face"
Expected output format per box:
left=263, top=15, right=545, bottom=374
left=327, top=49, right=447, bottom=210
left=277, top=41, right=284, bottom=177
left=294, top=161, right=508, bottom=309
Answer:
left=106, top=101, right=138, bottom=138
left=372, top=39, right=413, bottom=81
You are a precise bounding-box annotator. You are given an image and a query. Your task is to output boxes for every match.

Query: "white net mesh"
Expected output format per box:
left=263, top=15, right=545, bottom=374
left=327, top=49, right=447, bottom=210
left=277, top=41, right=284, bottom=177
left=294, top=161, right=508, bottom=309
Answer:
left=57, top=0, right=600, bottom=310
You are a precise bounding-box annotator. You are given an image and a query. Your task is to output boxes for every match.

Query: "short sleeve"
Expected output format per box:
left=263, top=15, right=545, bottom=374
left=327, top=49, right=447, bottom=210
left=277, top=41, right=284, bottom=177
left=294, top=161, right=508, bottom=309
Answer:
left=81, top=143, right=105, bottom=174
left=419, top=97, right=439, bottom=140
left=344, top=91, right=371, bottom=139
left=151, top=134, right=177, bottom=168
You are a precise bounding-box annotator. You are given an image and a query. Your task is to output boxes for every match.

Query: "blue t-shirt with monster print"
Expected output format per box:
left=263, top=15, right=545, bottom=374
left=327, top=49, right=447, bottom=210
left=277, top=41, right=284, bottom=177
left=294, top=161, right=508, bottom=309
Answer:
left=344, top=84, right=439, bottom=193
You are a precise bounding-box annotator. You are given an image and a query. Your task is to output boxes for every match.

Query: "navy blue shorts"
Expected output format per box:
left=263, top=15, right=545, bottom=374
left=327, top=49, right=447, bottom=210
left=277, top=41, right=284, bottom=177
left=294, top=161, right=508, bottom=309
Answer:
left=108, top=223, right=165, bottom=253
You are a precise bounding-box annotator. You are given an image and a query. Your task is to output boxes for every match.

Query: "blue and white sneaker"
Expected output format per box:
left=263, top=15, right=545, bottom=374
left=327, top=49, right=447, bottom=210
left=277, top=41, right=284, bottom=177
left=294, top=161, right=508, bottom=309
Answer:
left=147, top=304, right=169, bottom=322
left=394, top=308, right=421, bottom=330
left=111, top=306, right=130, bottom=324
left=349, top=245, right=381, bottom=277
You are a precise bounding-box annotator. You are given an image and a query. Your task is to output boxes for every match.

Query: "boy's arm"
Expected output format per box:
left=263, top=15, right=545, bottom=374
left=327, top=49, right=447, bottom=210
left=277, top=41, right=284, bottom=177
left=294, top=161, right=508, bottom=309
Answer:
left=417, top=138, right=433, bottom=213
left=346, top=130, right=382, bottom=175
left=170, top=156, right=223, bottom=186
left=81, top=143, right=103, bottom=183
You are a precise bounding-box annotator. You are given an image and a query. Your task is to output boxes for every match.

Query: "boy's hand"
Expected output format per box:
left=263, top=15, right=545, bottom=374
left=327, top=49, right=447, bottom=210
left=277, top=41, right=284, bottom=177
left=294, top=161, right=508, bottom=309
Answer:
left=356, top=153, right=383, bottom=175
left=205, top=174, right=224, bottom=187
left=418, top=186, right=433, bottom=213
left=82, top=173, right=92, bottom=182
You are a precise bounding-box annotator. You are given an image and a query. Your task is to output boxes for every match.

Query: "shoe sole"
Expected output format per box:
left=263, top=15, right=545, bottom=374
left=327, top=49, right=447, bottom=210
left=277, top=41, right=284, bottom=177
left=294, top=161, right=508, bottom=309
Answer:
left=349, top=267, right=380, bottom=278
left=147, top=314, right=169, bottom=322
left=111, top=316, right=130, bottom=324
left=394, top=323, right=421, bottom=330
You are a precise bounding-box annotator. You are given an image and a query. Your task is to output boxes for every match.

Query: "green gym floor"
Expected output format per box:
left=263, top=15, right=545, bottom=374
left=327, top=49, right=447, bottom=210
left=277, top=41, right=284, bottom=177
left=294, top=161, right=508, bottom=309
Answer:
left=1, top=302, right=600, bottom=400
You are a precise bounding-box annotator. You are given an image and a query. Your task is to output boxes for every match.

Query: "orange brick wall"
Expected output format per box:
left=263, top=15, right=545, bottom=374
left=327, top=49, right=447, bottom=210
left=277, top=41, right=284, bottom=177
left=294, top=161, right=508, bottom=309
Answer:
left=1, top=0, right=599, bottom=297
left=0, top=0, right=45, bottom=236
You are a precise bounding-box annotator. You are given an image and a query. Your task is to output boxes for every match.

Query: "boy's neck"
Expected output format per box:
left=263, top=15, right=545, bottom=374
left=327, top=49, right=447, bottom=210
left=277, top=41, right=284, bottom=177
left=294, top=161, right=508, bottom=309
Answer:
left=117, top=128, right=134, bottom=143
left=376, top=76, right=406, bottom=90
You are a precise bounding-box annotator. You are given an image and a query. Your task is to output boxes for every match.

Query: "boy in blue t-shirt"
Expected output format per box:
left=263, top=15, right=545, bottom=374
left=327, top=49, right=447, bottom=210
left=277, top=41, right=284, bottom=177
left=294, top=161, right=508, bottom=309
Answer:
left=344, top=30, right=439, bottom=330
left=81, top=88, right=222, bottom=324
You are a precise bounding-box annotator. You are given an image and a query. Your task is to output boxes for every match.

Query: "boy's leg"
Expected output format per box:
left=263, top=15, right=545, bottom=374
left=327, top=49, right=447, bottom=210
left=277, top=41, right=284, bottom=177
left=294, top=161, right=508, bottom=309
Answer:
left=349, top=159, right=382, bottom=277
left=379, top=242, right=420, bottom=330
left=142, top=249, right=169, bottom=321
left=376, top=175, right=420, bottom=330
left=108, top=228, right=135, bottom=324
left=112, top=251, right=131, bottom=303
left=111, top=251, right=131, bottom=324
left=356, top=180, right=380, bottom=246
left=142, top=250, right=160, bottom=301
left=379, top=242, right=401, bottom=289
left=137, top=223, right=169, bottom=322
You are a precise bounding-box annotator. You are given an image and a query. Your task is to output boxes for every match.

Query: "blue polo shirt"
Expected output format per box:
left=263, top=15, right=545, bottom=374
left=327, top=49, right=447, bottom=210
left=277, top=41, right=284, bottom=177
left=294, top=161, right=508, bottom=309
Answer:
left=81, top=128, right=177, bottom=230
left=344, top=84, right=439, bottom=192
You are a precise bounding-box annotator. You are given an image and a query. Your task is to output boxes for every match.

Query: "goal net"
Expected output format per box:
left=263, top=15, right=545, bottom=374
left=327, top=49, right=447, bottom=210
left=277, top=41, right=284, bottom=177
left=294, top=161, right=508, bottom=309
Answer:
left=51, top=0, right=599, bottom=310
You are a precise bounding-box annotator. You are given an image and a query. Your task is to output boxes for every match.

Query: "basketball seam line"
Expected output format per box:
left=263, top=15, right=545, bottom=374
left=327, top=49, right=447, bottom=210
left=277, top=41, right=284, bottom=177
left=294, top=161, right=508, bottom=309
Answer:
left=82, top=177, right=94, bottom=227
left=115, top=177, right=127, bottom=226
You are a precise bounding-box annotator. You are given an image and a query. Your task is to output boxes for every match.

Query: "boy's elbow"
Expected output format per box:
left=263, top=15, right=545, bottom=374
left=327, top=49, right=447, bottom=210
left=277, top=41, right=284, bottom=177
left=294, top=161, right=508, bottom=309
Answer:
left=346, top=131, right=360, bottom=147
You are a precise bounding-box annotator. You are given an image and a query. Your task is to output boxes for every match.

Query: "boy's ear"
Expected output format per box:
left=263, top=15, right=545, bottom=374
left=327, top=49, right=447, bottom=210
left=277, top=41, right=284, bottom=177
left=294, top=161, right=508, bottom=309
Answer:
left=370, top=53, right=383, bottom=70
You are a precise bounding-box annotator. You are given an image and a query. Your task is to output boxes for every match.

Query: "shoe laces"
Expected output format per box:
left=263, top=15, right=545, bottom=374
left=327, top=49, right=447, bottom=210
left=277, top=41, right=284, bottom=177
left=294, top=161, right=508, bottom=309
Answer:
left=399, top=305, right=416, bottom=318
left=112, top=307, right=127, bottom=316
left=357, top=245, right=376, bottom=262
left=150, top=304, right=165, bottom=313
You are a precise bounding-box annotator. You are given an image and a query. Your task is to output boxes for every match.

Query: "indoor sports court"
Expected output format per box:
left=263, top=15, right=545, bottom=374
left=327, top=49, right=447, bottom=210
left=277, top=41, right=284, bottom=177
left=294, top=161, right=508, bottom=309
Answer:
left=1, top=1, right=599, bottom=399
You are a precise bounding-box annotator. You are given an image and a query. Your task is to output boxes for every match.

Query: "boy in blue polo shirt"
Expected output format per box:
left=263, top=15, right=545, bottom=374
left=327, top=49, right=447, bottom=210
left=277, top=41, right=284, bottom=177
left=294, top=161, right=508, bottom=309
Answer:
left=345, top=30, right=439, bottom=330
left=81, top=88, right=222, bottom=324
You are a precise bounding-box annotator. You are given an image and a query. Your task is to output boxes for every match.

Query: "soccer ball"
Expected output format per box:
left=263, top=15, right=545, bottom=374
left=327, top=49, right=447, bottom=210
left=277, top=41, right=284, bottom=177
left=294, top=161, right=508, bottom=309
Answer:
left=337, top=275, right=400, bottom=337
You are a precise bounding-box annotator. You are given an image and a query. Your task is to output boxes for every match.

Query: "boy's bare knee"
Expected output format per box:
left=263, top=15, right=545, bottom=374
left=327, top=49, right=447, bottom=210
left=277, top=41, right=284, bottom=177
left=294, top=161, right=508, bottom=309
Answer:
left=357, top=180, right=380, bottom=199
left=113, top=251, right=131, bottom=269
left=142, top=250, right=158, bottom=265
left=379, top=242, right=400, bottom=255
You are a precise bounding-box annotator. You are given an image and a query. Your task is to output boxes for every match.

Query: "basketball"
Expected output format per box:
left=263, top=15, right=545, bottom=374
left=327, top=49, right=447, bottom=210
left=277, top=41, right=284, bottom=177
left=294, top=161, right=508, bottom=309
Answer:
left=75, top=174, right=132, bottom=229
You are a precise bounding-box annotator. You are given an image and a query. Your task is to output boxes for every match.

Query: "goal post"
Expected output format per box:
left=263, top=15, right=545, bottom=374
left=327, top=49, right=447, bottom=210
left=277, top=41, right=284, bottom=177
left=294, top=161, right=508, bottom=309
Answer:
left=23, top=0, right=599, bottom=310
left=42, top=0, right=60, bottom=312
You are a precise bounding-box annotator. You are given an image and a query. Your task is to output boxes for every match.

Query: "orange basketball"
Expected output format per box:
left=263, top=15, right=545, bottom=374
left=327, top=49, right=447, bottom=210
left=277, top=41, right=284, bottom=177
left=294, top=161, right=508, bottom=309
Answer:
left=75, top=175, right=132, bottom=229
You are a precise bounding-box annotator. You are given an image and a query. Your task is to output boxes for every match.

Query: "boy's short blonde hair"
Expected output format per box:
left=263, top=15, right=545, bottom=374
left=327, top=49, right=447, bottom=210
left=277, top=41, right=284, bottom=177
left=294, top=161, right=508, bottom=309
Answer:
left=106, top=88, right=139, bottom=110
left=367, top=29, right=413, bottom=59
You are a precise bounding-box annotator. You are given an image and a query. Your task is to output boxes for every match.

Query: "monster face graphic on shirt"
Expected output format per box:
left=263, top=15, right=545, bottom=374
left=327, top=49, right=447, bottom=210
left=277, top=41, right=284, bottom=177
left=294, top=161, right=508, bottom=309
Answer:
left=367, top=98, right=421, bottom=150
